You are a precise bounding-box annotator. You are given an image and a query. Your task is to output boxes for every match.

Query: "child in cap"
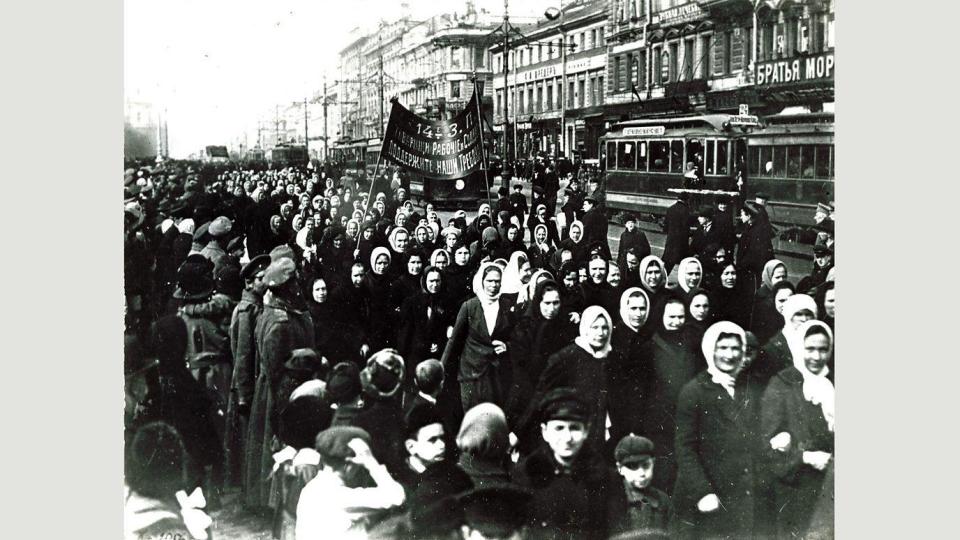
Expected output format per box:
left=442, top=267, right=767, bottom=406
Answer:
left=607, top=434, right=672, bottom=535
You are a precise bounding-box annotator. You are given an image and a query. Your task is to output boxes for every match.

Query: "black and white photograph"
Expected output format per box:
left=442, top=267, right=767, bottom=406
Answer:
left=122, top=1, right=837, bottom=538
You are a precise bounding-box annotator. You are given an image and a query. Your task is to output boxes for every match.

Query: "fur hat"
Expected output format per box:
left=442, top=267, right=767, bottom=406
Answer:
left=172, top=258, right=215, bottom=301
left=326, top=362, right=361, bottom=405
left=360, top=349, right=405, bottom=399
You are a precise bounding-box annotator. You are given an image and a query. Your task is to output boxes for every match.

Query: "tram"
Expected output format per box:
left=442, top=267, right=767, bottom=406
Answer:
left=266, top=144, right=309, bottom=168
left=599, top=112, right=834, bottom=228
left=406, top=169, right=491, bottom=209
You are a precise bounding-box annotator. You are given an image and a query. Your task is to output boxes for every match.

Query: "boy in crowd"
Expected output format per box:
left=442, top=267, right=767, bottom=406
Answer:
left=606, top=435, right=672, bottom=535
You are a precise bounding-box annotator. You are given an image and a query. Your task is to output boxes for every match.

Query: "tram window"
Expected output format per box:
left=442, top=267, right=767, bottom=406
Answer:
left=607, top=142, right=617, bottom=169
left=705, top=140, right=715, bottom=175
left=637, top=141, right=648, bottom=171
left=787, top=146, right=801, bottom=177
left=815, top=145, right=831, bottom=178
left=670, top=140, right=684, bottom=173
left=760, top=147, right=773, bottom=176
left=686, top=139, right=704, bottom=176
left=749, top=147, right=760, bottom=176
left=717, top=141, right=729, bottom=175
left=650, top=140, right=670, bottom=172
left=617, top=142, right=637, bottom=170
left=801, top=146, right=816, bottom=178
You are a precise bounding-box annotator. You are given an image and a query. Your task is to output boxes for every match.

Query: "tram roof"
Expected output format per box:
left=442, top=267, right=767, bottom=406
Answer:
left=607, top=114, right=733, bottom=133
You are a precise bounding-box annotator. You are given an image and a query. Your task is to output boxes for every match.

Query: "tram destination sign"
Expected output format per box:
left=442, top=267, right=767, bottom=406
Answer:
left=727, top=115, right=761, bottom=127
left=381, top=90, right=484, bottom=180
left=623, top=126, right=666, bottom=136
left=756, top=51, right=835, bottom=87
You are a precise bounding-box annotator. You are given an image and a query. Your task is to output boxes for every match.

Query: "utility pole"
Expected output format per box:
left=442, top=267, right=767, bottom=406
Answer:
left=323, top=75, right=329, bottom=161
left=379, top=31, right=385, bottom=139
left=559, top=0, right=566, bottom=159
left=274, top=105, right=280, bottom=146
left=502, top=0, right=511, bottom=164
left=304, top=97, right=309, bottom=156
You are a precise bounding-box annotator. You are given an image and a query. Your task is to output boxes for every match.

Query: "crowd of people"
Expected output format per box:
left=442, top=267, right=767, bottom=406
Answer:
left=123, top=160, right=836, bottom=540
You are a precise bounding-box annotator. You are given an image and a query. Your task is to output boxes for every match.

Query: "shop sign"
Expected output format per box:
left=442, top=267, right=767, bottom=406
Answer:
left=755, top=51, right=835, bottom=86
left=519, top=65, right=557, bottom=83
left=517, top=122, right=532, bottom=130
left=574, top=119, right=586, bottom=127
left=727, top=115, right=760, bottom=127
left=623, top=126, right=665, bottom=136
left=652, top=2, right=706, bottom=27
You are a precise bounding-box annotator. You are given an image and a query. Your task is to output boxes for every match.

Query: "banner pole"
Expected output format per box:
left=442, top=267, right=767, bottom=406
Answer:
left=473, top=73, right=494, bottom=211
left=358, top=119, right=390, bottom=251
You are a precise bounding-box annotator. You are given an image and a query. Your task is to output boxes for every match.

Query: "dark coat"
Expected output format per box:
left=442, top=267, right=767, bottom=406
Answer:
left=606, top=479, right=672, bottom=536
left=581, top=207, right=611, bottom=259
left=396, top=290, right=454, bottom=386
left=662, top=201, right=692, bottom=268
left=616, top=229, right=651, bottom=270
left=606, top=325, right=649, bottom=451
left=441, top=296, right=513, bottom=383
left=760, top=367, right=834, bottom=539
left=243, top=293, right=314, bottom=509
left=349, top=396, right=406, bottom=474
left=712, top=209, right=738, bottom=254
left=513, top=444, right=615, bottom=540
left=672, top=372, right=762, bottom=539
left=754, top=331, right=793, bottom=388
left=737, top=221, right=774, bottom=286
left=363, top=272, right=398, bottom=351
left=225, top=289, right=263, bottom=487
left=689, top=222, right=725, bottom=258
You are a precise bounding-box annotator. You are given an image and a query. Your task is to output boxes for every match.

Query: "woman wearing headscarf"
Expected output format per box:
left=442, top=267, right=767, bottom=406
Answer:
left=736, top=202, right=774, bottom=294
left=526, top=203, right=561, bottom=248
left=464, top=203, right=493, bottom=246
left=557, top=220, right=587, bottom=264
left=673, top=321, right=761, bottom=540
left=606, top=287, right=652, bottom=450
left=557, top=261, right=585, bottom=316
left=683, top=287, right=713, bottom=349
left=440, top=262, right=515, bottom=413
left=636, top=292, right=700, bottom=492
left=306, top=277, right=359, bottom=366
left=580, top=256, right=617, bottom=315
left=752, top=259, right=789, bottom=315
left=316, top=225, right=352, bottom=284
left=711, top=263, right=752, bottom=329
left=363, top=247, right=399, bottom=352
left=397, top=265, right=454, bottom=397
left=499, top=251, right=532, bottom=307
left=507, top=279, right=577, bottom=451
left=493, top=223, right=527, bottom=262
left=755, top=294, right=818, bottom=388
left=637, top=255, right=669, bottom=339
left=698, top=243, right=731, bottom=292
left=760, top=320, right=834, bottom=539
left=529, top=305, right=614, bottom=452
left=429, top=248, right=450, bottom=272
left=390, top=251, right=426, bottom=314
left=354, top=220, right=379, bottom=272
left=443, top=241, right=475, bottom=308
left=675, top=257, right=704, bottom=299
left=528, top=223, right=557, bottom=270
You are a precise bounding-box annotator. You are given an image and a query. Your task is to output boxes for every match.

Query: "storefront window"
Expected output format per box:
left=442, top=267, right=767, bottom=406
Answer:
left=650, top=140, right=670, bottom=172
left=617, top=142, right=636, bottom=170
left=607, top=142, right=617, bottom=169
left=670, top=140, right=684, bottom=173
left=717, top=140, right=729, bottom=175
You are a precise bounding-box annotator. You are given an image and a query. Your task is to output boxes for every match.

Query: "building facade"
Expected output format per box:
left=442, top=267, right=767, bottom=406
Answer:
left=491, top=0, right=609, bottom=161
left=124, top=99, right=167, bottom=161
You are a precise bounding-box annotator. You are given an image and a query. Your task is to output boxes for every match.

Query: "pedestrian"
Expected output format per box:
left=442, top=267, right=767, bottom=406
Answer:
left=760, top=320, right=835, bottom=539
left=456, top=403, right=512, bottom=487
left=755, top=294, right=818, bottom=387
left=606, top=287, right=651, bottom=449
left=683, top=288, right=713, bottom=349
left=637, top=255, right=669, bottom=335
left=350, top=349, right=407, bottom=472
left=675, top=257, right=703, bottom=299
left=616, top=213, right=651, bottom=272
left=752, top=277, right=797, bottom=345
left=244, top=257, right=315, bottom=510
left=441, top=262, right=514, bottom=412
left=364, top=247, right=398, bottom=352
left=672, top=321, right=760, bottom=539
left=606, top=435, right=672, bottom=536
left=581, top=196, right=610, bottom=260
left=710, top=263, right=753, bottom=329
left=394, top=403, right=449, bottom=498
left=736, top=202, right=774, bottom=294
left=558, top=219, right=587, bottom=264
left=529, top=223, right=557, bottom=270
left=662, top=194, right=692, bottom=275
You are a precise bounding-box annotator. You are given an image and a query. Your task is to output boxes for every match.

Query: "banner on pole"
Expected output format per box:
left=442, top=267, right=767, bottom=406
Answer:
left=381, top=91, right=483, bottom=180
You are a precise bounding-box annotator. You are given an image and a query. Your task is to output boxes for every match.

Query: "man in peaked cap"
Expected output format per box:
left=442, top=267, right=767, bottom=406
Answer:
left=200, top=216, right=234, bottom=276
left=244, top=256, right=314, bottom=509
left=607, top=435, right=672, bottom=536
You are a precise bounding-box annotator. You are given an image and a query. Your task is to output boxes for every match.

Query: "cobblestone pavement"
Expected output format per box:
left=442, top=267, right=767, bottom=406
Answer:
left=208, top=490, right=273, bottom=540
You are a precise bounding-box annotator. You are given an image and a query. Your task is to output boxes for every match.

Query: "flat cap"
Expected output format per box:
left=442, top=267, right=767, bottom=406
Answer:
left=614, top=434, right=656, bottom=465
left=314, top=426, right=371, bottom=460
left=262, top=258, right=296, bottom=288
left=538, top=387, right=589, bottom=423
left=458, top=484, right=533, bottom=538
left=209, top=216, right=233, bottom=237
left=240, top=254, right=271, bottom=281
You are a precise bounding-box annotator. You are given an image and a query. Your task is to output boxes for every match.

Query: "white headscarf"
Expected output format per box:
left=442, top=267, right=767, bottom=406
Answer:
left=500, top=251, right=529, bottom=295
left=677, top=257, right=703, bottom=293
left=792, top=320, right=835, bottom=432
left=370, top=247, right=392, bottom=275
left=781, top=294, right=819, bottom=357
left=388, top=227, right=408, bottom=254
left=472, top=262, right=503, bottom=305
left=574, top=305, right=613, bottom=359
left=533, top=223, right=550, bottom=251
left=523, top=269, right=554, bottom=305
left=639, top=255, right=667, bottom=293
left=430, top=248, right=449, bottom=267
left=701, top=321, right=747, bottom=398
left=618, top=287, right=650, bottom=333
left=568, top=220, right=584, bottom=243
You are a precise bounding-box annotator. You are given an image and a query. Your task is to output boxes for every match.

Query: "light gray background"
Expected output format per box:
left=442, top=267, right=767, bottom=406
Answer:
left=1, top=0, right=957, bottom=537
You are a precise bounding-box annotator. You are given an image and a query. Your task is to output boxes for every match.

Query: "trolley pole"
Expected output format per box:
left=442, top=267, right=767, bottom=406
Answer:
left=323, top=76, right=329, bottom=162
left=304, top=97, right=309, bottom=157
left=379, top=32, right=385, bottom=139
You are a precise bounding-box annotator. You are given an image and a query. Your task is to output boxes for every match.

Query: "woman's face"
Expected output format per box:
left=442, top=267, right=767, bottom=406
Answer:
left=713, top=336, right=744, bottom=374
left=329, top=206, right=339, bottom=220
left=562, top=271, right=578, bottom=289
left=519, top=261, right=532, bottom=284
left=507, top=227, right=518, bottom=242
left=824, top=289, right=836, bottom=318
left=570, top=225, right=582, bottom=242
left=625, top=295, right=647, bottom=328
left=774, top=289, right=793, bottom=313
left=662, top=302, right=686, bottom=331
left=589, top=259, right=606, bottom=284
left=424, top=270, right=442, bottom=294
left=312, top=279, right=328, bottom=303
left=397, top=213, right=408, bottom=227
left=683, top=263, right=702, bottom=289
left=362, top=228, right=373, bottom=240
left=721, top=265, right=737, bottom=288
left=455, top=246, right=470, bottom=266
left=771, top=265, right=787, bottom=285
left=394, top=231, right=409, bottom=251
left=375, top=200, right=385, bottom=214
left=332, top=237, right=343, bottom=249
left=714, top=248, right=728, bottom=265
left=644, top=264, right=663, bottom=289
left=374, top=254, right=390, bottom=274
left=535, top=227, right=547, bottom=244
left=539, top=290, right=561, bottom=320
left=446, top=234, right=458, bottom=249
left=482, top=269, right=502, bottom=296
left=407, top=256, right=423, bottom=276
left=293, top=216, right=303, bottom=231
left=346, top=222, right=358, bottom=237
left=416, top=228, right=428, bottom=243
left=607, top=266, right=621, bottom=288
left=585, top=316, right=610, bottom=349
left=690, top=294, right=710, bottom=322
left=433, top=253, right=449, bottom=270
left=790, top=309, right=814, bottom=330
left=803, top=332, right=831, bottom=374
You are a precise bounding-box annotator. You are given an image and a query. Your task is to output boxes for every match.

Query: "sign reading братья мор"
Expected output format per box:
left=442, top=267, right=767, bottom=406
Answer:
left=755, top=51, right=834, bottom=86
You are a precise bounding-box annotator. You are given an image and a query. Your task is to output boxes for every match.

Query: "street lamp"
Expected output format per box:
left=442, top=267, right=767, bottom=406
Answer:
left=544, top=3, right=568, bottom=160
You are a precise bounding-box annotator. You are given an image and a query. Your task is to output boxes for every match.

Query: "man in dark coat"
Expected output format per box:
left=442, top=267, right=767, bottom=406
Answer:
left=661, top=194, right=692, bottom=275
left=736, top=202, right=775, bottom=294
left=543, top=163, right=561, bottom=216
left=616, top=213, right=651, bottom=272
left=513, top=388, right=615, bottom=540
left=580, top=196, right=611, bottom=260
left=689, top=207, right=725, bottom=258
left=243, top=258, right=315, bottom=509
left=508, top=183, right=529, bottom=230
left=713, top=198, right=738, bottom=254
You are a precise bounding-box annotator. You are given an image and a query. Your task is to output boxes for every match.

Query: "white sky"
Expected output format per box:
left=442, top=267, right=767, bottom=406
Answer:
left=125, top=0, right=553, bottom=157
